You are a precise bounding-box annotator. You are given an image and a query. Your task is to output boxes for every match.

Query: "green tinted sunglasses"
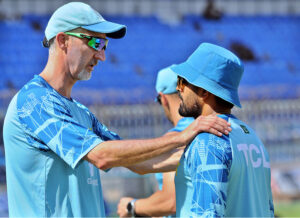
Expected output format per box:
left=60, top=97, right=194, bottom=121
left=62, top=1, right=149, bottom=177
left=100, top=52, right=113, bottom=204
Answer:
left=65, top=32, right=108, bottom=51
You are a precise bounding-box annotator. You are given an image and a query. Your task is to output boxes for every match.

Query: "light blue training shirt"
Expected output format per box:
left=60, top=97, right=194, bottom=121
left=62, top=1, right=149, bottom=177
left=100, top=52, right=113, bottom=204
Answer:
left=155, top=117, right=194, bottom=217
left=175, top=114, right=274, bottom=217
left=3, top=75, right=120, bottom=217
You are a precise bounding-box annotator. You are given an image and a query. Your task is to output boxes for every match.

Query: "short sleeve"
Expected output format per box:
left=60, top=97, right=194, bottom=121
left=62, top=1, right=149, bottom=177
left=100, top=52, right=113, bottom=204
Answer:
left=186, top=133, right=232, bottom=217
left=17, top=87, right=104, bottom=169
left=90, top=113, right=121, bottom=141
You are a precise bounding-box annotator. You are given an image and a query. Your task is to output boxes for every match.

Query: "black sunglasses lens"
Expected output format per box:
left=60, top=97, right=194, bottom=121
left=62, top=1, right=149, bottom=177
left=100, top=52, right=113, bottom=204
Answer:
left=156, top=95, right=161, bottom=104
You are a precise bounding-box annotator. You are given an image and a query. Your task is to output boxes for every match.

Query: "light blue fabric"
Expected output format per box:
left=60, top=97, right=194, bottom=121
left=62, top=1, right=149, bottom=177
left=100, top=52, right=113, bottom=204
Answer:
left=3, top=75, right=120, bottom=217
left=155, top=117, right=194, bottom=190
left=171, top=43, right=244, bottom=108
left=168, top=117, right=194, bottom=133
left=155, top=65, right=178, bottom=95
left=155, top=173, right=164, bottom=191
left=155, top=117, right=194, bottom=218
left=175, top=114, right=274, bottom=217
left=45, top=2, right=126, bottom=40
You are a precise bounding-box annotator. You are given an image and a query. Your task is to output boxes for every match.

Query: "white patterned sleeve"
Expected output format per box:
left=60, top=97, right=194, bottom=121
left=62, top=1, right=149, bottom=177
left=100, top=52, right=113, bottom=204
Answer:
left=17, top=89, right=103, bottom=169
left=187, top=134, right=232, bottom=217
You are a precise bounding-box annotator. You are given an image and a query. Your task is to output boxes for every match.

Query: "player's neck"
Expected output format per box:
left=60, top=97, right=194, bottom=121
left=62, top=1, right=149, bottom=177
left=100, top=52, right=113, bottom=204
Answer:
left=201, top=104, right=231, bottom=116
left=172, top=113, right=183, bottom=127
left=40, top=55, right=75, bottom=99
left=170, top=104, right=183, bottom=127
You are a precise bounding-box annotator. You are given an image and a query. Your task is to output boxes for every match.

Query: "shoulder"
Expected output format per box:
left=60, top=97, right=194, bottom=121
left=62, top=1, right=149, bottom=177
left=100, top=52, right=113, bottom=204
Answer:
left=191, top=133, right=230, bottom=149
left=18, top=77, right=57, bottom=106
left=229, top=114, right=255, bottom=132
left=17, top=77, right=70, bottom=119
left=17, top=78, right=47, bottom=113
left=19, top=76, right=50, bottom=95
left=187, top=133, right=232, bottom=163
left=230, top=115, right=260, bottom=140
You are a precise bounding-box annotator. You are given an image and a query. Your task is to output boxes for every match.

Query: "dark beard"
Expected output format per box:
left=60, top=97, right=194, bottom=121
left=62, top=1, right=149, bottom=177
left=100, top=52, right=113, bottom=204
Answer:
left=178, top=101, right=202, bottom=119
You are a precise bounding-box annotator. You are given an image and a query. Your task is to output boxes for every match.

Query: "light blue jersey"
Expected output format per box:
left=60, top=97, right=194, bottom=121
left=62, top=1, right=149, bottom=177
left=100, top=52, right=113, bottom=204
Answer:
left=175, top=114, right=274, bottom=217
left=168, top=117, right=195, bottom=134
left=155, top=117, right=194, bottom=189
left=3, top=75, right=120, bottom=217
left=155, top=117, right=194, bottom=217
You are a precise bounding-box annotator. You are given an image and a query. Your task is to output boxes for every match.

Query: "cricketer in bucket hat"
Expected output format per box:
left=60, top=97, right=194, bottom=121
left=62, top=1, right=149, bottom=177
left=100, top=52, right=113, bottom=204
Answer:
left=44, top=2, right=126, bottom=44
left=171, top=43, right=244, bottom=108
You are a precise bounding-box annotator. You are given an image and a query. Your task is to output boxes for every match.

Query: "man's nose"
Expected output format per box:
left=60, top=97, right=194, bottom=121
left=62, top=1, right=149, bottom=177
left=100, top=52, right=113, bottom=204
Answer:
left=94, top=49, right=106, bottom=61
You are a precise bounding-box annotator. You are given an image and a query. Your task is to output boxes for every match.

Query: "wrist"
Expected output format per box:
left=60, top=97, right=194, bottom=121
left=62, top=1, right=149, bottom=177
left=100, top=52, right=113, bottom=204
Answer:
left=177, top=130, right=188, bottom=146
left=126, top=199, right=137, bottom=217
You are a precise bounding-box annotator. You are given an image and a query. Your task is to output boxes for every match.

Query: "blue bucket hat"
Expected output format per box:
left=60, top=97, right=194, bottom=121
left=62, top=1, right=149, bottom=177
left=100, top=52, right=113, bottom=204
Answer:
left=155, top=65, right=178, bottom=95
left=45, top=2, right=126, bottom=41
left=171, top=43, right=244, bottom=108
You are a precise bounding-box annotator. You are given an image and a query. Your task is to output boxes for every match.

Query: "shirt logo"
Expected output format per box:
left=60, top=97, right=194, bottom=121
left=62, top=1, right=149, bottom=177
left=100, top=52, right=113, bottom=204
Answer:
left=87, top=163, right=98, bottom=186
left=240, top=125, right=250, bottom=134
left=89, top=163, right=94, bottom=177
left=237, top=143, right=270, bottom=168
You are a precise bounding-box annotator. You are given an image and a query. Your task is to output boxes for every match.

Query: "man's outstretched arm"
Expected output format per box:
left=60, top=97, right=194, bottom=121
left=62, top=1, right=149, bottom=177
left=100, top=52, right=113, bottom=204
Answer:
left=85, top=114, right=231, bottom=170
left=127, top=141, right=184, bottom=174
left=118, top=172, right=176, bottom=217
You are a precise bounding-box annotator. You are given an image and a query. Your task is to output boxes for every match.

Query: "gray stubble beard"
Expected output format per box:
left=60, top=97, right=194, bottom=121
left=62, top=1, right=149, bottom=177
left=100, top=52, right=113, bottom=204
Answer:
left=78, top=70, right=92, bottom=81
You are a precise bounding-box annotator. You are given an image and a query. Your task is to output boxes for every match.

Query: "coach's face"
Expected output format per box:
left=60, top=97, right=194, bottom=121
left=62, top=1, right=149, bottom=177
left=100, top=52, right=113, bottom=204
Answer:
left=66, top=29, right=106, bottom=81
left=177, top=76, right=203, bottom=119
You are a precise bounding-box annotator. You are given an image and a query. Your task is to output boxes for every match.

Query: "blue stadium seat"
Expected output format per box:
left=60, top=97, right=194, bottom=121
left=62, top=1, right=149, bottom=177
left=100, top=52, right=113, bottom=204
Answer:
left=1, top=14, right=299, bottom=104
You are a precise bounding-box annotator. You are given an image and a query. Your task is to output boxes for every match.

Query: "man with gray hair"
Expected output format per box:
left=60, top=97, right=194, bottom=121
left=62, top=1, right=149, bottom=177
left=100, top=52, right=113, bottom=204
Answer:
left=3, top=2, right=230, bottom=217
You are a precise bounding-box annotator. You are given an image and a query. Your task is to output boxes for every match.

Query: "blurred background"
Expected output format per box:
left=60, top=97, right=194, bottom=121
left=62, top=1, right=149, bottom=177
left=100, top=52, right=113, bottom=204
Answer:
left=0, top=0, right=300, bottom=216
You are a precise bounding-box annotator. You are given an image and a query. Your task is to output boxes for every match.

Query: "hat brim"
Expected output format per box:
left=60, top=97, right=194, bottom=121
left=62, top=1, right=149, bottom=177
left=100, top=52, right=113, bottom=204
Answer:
left=171, top=63, right=242, bottom=108
left=82, top=20, right=126, bottom=39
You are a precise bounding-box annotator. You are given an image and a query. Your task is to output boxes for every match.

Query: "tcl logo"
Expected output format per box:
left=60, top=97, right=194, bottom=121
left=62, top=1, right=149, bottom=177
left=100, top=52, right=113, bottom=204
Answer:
left=237, top=144, right=270, bottom=168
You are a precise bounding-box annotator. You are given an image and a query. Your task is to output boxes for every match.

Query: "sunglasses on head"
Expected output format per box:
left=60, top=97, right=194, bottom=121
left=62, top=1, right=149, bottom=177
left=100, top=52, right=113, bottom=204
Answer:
left=65, top=32, right=108, bottom=51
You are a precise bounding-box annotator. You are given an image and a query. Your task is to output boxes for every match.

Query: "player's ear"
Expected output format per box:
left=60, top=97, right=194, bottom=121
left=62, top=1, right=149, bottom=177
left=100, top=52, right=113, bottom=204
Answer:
left=198, top=88, right=209, bottom=99
left=160, top=93, right=169, bottom=107
left=56, top=32, right=68, bottom=50
left=203, top=89, right=210, bottom=97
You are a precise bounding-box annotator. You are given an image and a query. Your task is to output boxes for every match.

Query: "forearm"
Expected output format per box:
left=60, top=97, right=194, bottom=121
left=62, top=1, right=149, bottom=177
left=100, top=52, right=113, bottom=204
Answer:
left=86, top=133, right=183, bottom=170
left=127, top=147, right=184, bottom=174
left=135, top=172, right=176, bottom=216
left=86, top=114, right=231, bottom=170
left=135, top=190, right=176, bottom=216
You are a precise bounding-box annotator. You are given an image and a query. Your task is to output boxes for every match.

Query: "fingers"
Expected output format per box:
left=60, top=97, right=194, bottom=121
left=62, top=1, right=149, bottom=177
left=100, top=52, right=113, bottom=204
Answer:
left=179, top=115, right=232, bottom=146
left=208, top=126, right=225, bottom=137
left=117, top=203, right=128, bottom=217
left=197, top=115, right=231, bottom=137
left=212, top=116, right=231, bottom=135
left=117, top=197, right=133, bottom=217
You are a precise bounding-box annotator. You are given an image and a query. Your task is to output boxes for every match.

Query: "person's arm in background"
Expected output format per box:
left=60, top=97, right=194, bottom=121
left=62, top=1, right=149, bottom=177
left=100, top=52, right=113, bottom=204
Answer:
left=118, top=172, right=176, bottom=217
left=116, top=133, right=181, bottom=217
left=85, top=115, right=231, bottom=170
